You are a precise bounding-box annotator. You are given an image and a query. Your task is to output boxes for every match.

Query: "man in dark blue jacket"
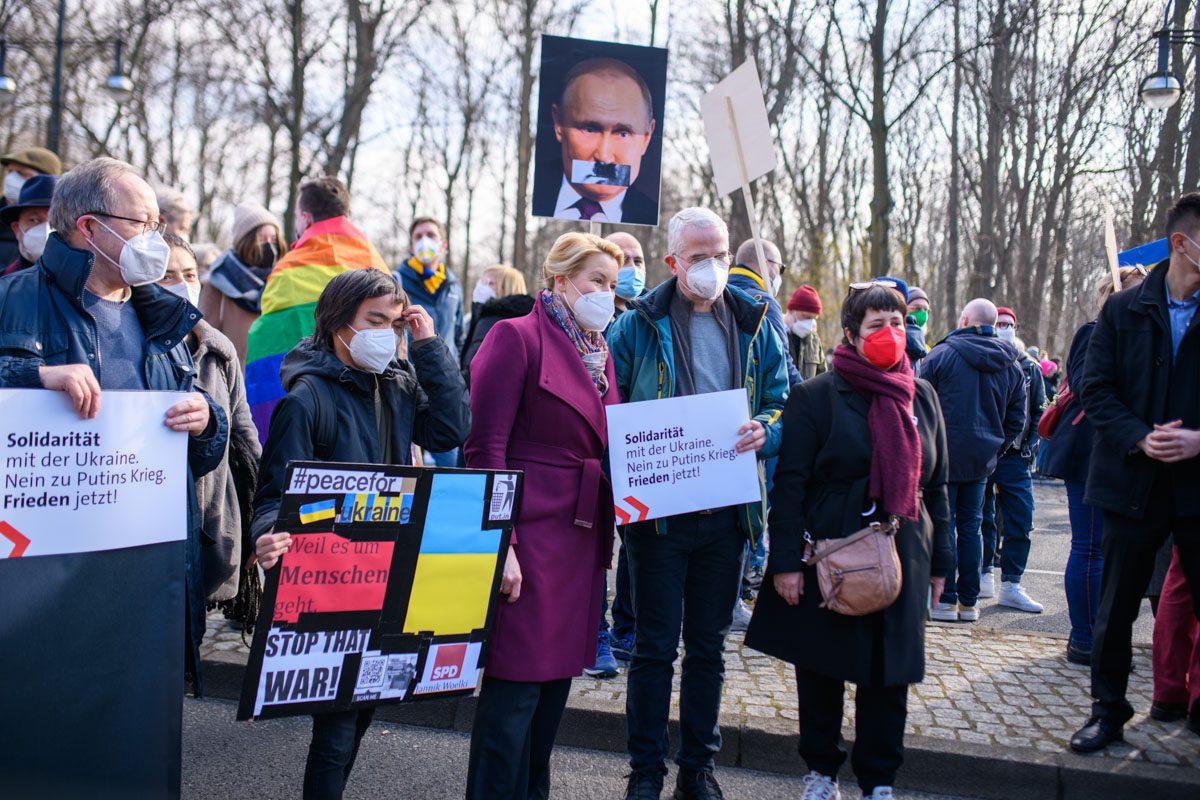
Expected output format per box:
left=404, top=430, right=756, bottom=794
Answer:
left=0, top=157, right=228, bottom=795
left=921, top=298, right=1026, bottom=623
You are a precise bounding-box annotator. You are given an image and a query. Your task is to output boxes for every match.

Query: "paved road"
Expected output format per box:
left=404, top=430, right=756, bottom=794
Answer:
left=182, top=697, right=982, bottom=800
left=969, top=481, right=1154, bottom=645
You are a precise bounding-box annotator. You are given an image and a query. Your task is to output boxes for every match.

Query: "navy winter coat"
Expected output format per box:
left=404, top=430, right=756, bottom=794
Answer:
left=728, top=266, right=803, bottom=386
left=920, top=326, right=1026, bottom=482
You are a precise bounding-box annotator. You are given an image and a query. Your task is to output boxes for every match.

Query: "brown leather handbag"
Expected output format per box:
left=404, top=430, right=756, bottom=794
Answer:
left=803, top=516, right=902, bottom=616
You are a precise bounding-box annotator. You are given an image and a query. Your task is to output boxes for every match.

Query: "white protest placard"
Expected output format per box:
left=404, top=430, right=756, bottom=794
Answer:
left=700, top=59, right=777, bottom=198
left=0, top=389, right=188, bottom=558
left=606, top=389, right=760, bottom=524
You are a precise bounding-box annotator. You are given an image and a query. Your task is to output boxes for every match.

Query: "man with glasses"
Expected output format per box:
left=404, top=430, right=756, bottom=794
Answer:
left=920, top=297, right=1026, bottom=624
left=608, top=207, right=789, bottom=800
left=533, top=57, right=659, bottom=225
left=0, top=157, right=228, bottom=792
left=977, top=306, right=1045, bottom=613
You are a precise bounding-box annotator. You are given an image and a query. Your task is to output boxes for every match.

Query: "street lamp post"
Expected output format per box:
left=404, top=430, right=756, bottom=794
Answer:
left=0, top=0, right=136, bottom=151
left=1140, top=0, right=1200, bottom=110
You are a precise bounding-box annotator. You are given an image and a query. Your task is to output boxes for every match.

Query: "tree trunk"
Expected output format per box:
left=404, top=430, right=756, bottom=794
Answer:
left=972, top=0, right=1010, bottom=299
left=284, top=0, right=306, bottom=243
left=512, top=0, right=536, bottom=279
left=945, top=0, right=962, bottom=323
left=1182, top=2, right=1200, bottom=192
left=867, top=0, right=890, bottom=277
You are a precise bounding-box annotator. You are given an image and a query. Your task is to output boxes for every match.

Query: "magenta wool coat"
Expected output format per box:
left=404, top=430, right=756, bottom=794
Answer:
left=465, top=299, right=618, bottom=682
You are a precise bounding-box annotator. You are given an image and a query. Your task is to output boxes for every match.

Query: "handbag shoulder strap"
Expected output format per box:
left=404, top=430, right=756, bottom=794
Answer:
left=804, top=517, right=898, bottom=566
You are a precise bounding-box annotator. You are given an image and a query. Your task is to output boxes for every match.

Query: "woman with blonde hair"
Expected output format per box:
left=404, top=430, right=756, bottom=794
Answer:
left=1042, top=265, right=1147, bottom=666
left=461, top=264, right=534, bottom=385
left=464, top=232, right=621, bottom=799
left=199, top=202, right=288, bottom=362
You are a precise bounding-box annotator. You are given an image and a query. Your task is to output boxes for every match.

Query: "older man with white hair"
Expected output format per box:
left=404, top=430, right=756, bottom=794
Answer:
left=920, top=297, right=1026, bottom=624
left=608, top=207, right=789, bottom=800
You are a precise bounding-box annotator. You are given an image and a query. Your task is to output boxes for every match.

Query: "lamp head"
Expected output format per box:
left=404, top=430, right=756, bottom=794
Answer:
left=104, top=73, right=133, bottom=104
left=1140, top=70, right=1183, bottom=110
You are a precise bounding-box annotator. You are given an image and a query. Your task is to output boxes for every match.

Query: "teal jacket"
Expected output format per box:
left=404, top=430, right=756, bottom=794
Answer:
left=607, top=278, right=789, bottom=546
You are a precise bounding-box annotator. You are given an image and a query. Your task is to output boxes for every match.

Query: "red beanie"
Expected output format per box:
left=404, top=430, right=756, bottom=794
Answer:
left=997, top=306, right=1018, bottom=324
left=788, top=285, right=822, bottom=315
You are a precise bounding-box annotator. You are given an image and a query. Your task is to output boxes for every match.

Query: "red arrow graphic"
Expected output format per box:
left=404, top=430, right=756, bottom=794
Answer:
left=614, top=503, right=631, bottom=525
left=0, top=521, right=30, bottom=558
left=624, top=496, right=649, bottom=523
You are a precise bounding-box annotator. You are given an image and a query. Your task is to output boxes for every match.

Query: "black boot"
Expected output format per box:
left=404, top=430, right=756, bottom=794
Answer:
left=1066, top=641, right=1091, bottom=666
left=624, top=769, right=664, bottom=800
left=1149, top=701, right=1187, bottom=722
left=673, top=767, right=724, bottom=800
left=1069, top=717, right=1124, bottom=753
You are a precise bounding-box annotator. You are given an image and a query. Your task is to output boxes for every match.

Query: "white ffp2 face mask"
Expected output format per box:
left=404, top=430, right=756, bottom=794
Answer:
left=684, top=258, right=730, bottom=301
left=164, top=280, right=202, bottom=307
left=3, top=172, right=26, bottom=206
left=91, top=218, right=171, bottom=286
left=413, top=236, right=440, bottom=266
left=567, top=278, right=616, bottom=331
left=791, top=318, right=816, bottom=338
left=19, top=222, right=50, bottom=262
left=473, top=281, right=495, bottom=305
left=997, top=327, right=1016, bottom=345
left=340, top=326, right=398, bottom=374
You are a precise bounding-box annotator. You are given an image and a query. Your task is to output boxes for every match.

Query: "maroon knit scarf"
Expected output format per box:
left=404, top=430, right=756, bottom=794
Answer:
left=831, top=344, right=921, bottom=520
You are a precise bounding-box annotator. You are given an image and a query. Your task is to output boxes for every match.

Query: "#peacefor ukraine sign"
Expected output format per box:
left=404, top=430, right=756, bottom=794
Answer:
left=238, top=462, right=521, bottom=720
left=605, top=389, right=760, bottom=524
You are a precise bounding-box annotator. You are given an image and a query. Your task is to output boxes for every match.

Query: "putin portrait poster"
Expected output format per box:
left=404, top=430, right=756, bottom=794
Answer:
left=531, top=35, right=669, bottom=227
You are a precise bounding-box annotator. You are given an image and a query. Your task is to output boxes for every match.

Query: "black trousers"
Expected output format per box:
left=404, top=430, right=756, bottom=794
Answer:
left=796, top=670, right=908, bottom=794
left=303, top=708, right=375, bottom=799
left=1092, top=481, right=1200, bottom=725
left=465, top=676, right=572, bottom=800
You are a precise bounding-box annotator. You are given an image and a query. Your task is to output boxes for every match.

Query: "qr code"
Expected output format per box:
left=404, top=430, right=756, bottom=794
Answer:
left=356, top=655, right=387, bottom=689
left=489, top=474, right=517, bottom=522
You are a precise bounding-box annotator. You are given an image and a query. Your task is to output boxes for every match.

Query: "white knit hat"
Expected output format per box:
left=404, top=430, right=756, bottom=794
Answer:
left=231, top=202, right=281, bottom=247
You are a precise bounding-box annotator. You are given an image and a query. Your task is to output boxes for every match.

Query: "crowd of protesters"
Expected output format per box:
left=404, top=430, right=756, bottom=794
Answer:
left=0, top=150, right=1198, bottom=800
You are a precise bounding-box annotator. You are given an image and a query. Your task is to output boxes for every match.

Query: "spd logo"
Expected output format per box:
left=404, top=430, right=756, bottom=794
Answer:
left=430, top=643, right=468, bottom=681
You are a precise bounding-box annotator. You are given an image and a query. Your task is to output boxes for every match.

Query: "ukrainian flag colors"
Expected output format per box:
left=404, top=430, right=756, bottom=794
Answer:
left=244, top=216, right=390, bottom=441
left=336, top=492, right=414, bottom=524
left=405, top=474, right=502, bottom=635
left=298, top=499, right=337, bottom=525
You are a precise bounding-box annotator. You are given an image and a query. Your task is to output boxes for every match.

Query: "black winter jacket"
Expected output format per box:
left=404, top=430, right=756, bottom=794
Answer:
left=1078, top=259, right=1200, bottom=518
left=461, top=294, right=536, bottom=386
left=920, top=327, right=1026, bottom=482
left=1041, top=321, right=1096, bottom=484
left=252, top=335, right=470, bottom=539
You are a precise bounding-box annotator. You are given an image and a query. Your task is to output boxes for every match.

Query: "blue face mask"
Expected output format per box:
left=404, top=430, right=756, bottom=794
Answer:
left=616, top=266, right=645, bottom=301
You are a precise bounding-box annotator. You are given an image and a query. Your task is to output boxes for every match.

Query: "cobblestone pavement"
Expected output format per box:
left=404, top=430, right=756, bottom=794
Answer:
left=202, top=609, right=1198, bottom=771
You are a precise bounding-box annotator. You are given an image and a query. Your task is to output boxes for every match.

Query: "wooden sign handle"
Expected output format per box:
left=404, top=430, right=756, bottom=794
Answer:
left=725, top=96, right=768, bottom=280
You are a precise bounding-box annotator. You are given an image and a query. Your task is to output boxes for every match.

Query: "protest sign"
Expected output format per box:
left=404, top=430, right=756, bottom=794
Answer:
left=531, top=34, right=669, bottom=228
left=0, top=388, right=190, bottom=797
left=605, top=389, right=759, bottom=524
left=0, top=388, right=188, bottom=558
left=701, top=59, right=778, bottom=279
left=238, top=462, right=521, bottom=720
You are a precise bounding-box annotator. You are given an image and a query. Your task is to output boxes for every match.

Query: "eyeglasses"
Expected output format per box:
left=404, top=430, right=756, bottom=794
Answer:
left=679, top=252, right=733, bottom=267
left=849, top=279, right=898, bottom=291
left=84, top=211, right=164, bottom=236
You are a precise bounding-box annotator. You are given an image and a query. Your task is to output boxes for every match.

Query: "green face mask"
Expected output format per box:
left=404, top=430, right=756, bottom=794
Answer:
left=911, top=309, right=928, bottom=328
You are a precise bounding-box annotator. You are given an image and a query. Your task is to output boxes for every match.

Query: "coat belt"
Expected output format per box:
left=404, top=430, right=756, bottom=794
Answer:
left=506, top=441, right=603, bottom=529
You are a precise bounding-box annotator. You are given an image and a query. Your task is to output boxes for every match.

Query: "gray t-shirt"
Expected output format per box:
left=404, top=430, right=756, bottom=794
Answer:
left=690, top=310, right=732, bottom=395
left=83, top=290, right=147, bottom=390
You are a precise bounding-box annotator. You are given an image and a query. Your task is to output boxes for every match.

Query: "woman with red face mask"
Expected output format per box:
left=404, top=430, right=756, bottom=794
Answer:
left=745, top=280, right=953, bottom=800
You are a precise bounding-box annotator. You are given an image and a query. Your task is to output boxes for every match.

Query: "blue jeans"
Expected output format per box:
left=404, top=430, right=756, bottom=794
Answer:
left=625, top=509, right=744, bottom=773
left=303, top=709, right=375, bottom=799
left=599, top=530, right=635, bottom=641
left=940, top=479, right=987, bottom=607
left=981, top=452, right=1034, bottom=582
left=1064, top=480, right=1103, bottom=647
left=429, top=448, right=460, bottom=468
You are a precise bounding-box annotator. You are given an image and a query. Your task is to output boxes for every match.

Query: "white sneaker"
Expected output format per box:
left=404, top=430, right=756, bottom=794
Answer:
left=929, top=601, right=958, bottom=622
left=958, top=604, right=979, bottom=622
left=800, top=772, right=841, bottom=800
left=978, top=571, right=996, bottom=599
left=730, top=598, right=753, bottom=632
left=865, top=789, right=895, bottom=800
left=998, top=581, right=1044, bottom=613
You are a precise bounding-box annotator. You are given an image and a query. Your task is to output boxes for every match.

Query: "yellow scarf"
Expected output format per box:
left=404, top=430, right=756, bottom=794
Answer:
left=406, top=256, right=446, bottom=295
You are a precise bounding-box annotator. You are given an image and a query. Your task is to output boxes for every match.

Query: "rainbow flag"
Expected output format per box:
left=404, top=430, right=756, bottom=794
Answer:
left=244, top=216, right=390, bottom=441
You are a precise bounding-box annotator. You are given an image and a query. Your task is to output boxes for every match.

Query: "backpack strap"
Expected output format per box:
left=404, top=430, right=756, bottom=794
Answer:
left=295, top=375, right=337, bottom=461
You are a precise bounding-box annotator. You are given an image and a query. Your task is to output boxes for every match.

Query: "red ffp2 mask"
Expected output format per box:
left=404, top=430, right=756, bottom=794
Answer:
left=861, top=325, right=906, bottom=369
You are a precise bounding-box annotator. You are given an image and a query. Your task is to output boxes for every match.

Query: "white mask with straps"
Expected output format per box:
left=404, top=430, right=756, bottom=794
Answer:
left=3, top=172, right=26, bottom=206
left=685, top=258, right=729, bottom=301
left=20, top=222, right=50, bottom=262
left=567, top=278, right=615, bottom=332
left=90, top=218, right=171, bottom=286
left=164, top=280, right=202, bottom=307
left=339, top=326, right=398, bottom=374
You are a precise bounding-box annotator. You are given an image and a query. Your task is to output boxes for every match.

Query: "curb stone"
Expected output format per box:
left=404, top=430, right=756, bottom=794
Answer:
left=199, top=651, right=1200, bottom=799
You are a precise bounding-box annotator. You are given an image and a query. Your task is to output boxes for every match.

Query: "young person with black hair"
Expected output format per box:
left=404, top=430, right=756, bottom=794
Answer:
left=252, top=269, right=470, bottom=798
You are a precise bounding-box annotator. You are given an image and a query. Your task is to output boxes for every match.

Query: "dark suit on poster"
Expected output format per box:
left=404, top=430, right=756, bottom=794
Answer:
left=531, top=156, right=659, bottom=227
